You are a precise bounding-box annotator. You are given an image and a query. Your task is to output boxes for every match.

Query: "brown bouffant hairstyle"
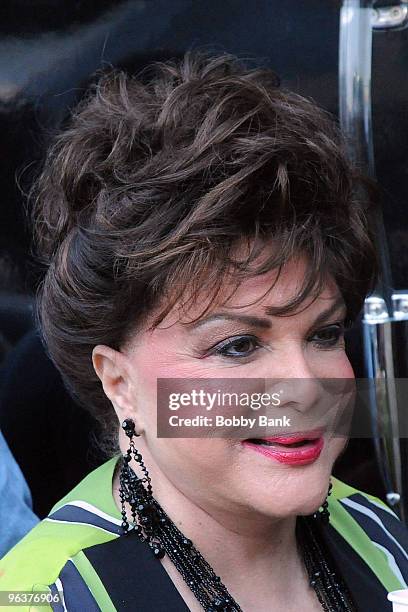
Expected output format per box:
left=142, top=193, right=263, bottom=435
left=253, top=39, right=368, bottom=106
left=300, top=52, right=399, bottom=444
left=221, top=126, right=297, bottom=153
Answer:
left=32, top=50, right=377, bottom=442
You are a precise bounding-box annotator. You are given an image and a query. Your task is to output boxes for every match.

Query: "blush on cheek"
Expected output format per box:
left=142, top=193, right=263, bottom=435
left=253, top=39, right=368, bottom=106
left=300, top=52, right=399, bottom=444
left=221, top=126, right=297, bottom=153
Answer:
left=338, top=357, right=355, bottom=379
left=131, top=337, right=203, bottom=382
left=319, top=353, right=355, bottom=379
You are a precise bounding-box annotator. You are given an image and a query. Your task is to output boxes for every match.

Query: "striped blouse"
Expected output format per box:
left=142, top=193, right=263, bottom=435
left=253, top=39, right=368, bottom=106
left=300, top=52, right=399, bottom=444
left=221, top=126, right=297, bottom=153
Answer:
left=1, top=455, right=408, bottom=611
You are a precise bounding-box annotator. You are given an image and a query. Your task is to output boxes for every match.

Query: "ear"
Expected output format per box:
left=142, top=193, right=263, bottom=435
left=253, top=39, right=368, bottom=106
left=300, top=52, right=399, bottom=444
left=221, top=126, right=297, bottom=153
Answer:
left=92, top=345, right=136, bottom=422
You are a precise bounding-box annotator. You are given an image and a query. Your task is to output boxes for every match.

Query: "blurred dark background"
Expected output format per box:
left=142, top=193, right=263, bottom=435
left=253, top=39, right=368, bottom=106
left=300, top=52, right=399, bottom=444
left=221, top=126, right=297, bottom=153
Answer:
left=0, top=0, right=406, bottom=517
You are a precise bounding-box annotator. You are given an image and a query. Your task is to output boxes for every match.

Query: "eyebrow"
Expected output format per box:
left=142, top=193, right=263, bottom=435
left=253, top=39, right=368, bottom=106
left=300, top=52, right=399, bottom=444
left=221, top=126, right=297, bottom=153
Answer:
left=300, top=295, right=347, bottom=329
left=189, top=295, right=346, bottom=331
left=189, top=313, right=272, bottom=330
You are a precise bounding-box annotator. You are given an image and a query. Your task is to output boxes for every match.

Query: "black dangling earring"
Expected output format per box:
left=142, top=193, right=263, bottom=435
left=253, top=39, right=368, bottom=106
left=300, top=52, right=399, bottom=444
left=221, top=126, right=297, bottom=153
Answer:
left=118, top=418, right=165, bottom=557
left=313, top=480, right=333, bottom=525
left=121, top=418, right=151, bottom=493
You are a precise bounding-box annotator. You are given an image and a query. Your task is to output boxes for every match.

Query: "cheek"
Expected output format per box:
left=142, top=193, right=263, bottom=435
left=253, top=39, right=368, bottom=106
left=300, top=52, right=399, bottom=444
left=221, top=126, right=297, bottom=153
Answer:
left=325, top=436, right=348, bottom=474
left=313, top=350, right=355, bottom=379
left=334, top=353, right=355, bottom=378
left=132, top=340, right=210, bottom=389
left=128, top=347, right=192, bottom=420
left=147, top=437, right=230, bottom=487
left=129, top=342, right=237, bottom=427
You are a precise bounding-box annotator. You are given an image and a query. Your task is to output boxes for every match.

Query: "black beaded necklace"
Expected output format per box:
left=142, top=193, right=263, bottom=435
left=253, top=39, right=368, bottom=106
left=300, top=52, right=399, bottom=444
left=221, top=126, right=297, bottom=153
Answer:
left=119, top=456, right=356, bottom=612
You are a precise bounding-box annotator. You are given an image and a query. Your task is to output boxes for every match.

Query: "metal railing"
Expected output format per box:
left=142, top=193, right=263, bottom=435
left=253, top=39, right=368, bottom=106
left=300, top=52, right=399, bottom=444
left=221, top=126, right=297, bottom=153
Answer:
left=339, top=0, right=408, bottom=520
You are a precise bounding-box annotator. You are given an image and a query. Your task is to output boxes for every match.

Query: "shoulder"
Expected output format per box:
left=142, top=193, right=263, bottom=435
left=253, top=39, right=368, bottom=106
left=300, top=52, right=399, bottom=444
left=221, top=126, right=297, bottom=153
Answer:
left=0, top=456, right=121, bottom=605
left=329, top=477, right=408, bottom=591
left=330, top=476, right=408, bottom=547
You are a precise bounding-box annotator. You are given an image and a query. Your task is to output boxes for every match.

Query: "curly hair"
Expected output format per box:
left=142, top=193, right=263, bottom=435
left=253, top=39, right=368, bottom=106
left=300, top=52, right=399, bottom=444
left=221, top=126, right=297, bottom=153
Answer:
left=31, top=50, right=378, bottom=441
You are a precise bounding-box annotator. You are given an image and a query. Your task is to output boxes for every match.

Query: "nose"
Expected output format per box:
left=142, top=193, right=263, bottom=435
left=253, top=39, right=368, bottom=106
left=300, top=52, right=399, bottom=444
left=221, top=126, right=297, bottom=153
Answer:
left=265, top=347, right=321, bottom=415
left=277, top=378, right=321, bottom=415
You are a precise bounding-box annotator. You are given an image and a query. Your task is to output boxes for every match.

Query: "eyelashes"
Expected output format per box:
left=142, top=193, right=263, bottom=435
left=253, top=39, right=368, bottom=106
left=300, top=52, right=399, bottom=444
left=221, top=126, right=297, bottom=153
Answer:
left=205, top=322, right=346, bottom=360
left=212, top=335, right=261, bottom=358
left=310, top=323, right=346, bottom=348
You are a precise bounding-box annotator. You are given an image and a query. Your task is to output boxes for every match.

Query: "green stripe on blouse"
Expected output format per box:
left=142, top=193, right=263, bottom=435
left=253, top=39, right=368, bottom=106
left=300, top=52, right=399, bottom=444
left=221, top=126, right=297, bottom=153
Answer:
left=329, top=491, right=404, bottom=592
left=71, top=550, right=117, bottom=611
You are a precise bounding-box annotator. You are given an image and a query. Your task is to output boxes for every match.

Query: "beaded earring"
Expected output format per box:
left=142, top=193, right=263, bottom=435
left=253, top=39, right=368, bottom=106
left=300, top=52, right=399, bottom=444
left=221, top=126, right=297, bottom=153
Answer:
left=119, top=418, right=166, bottom=557
left=313, top=480, right=333, bottom=525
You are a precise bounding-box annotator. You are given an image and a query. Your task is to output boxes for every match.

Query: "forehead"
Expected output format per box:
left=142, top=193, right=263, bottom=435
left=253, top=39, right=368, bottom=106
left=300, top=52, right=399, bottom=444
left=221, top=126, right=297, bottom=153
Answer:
left=164, top=255, right=342, bottom=329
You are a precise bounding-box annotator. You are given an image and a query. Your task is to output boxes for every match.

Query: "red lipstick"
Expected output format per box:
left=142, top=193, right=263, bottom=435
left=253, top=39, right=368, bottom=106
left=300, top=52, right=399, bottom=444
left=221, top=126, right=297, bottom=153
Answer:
left=241, top=431, right=324, bottom=465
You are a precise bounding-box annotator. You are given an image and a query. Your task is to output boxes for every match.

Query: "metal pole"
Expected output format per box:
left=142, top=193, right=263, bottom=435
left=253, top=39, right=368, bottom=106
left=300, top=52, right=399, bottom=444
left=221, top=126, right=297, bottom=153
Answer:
left=339, top=0, right=407, bottom=520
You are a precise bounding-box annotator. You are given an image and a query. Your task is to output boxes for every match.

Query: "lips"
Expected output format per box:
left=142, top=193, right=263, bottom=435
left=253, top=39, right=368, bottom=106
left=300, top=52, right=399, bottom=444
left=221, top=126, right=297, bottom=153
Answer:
left=241, top=430, right=324, bottom=465
left=248, top=428, right=324, bottom=445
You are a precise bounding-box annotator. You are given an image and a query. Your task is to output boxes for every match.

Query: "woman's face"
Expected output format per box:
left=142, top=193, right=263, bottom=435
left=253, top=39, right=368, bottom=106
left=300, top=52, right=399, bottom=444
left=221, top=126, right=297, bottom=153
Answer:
left=95, top=255, right=353, bottom=524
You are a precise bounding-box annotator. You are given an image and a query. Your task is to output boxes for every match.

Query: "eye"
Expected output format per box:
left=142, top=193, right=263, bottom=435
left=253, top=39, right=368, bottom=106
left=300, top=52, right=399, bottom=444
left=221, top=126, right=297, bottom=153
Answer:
left=211, top=335, right=261, bottom=358
left=310, top=323, right=345, bottom=347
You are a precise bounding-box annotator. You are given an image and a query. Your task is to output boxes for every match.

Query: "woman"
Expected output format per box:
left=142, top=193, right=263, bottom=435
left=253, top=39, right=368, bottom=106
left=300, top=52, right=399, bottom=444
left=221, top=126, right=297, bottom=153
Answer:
left=1, top=51, right=408, bottom=611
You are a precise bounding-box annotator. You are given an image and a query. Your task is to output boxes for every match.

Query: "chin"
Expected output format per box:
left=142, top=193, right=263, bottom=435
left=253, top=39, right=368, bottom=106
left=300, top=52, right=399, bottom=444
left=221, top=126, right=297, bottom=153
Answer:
left=246, top=463, right=334, bottom=520
left=261, top=491, right=328, bottom=520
